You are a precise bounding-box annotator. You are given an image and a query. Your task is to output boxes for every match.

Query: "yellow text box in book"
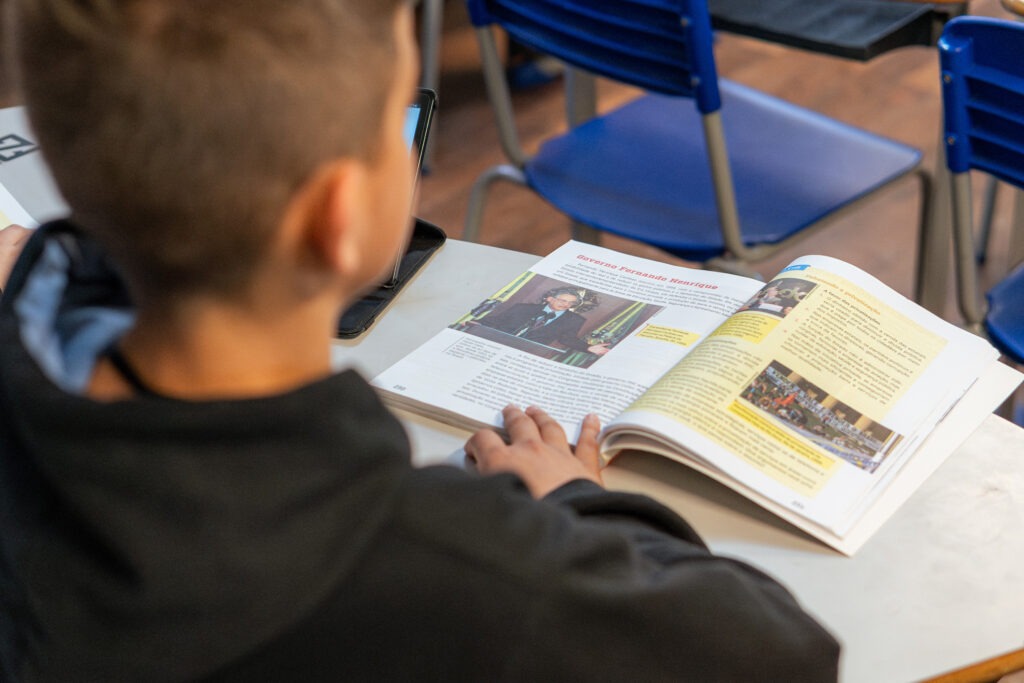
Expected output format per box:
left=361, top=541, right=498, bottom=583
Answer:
left=635, top=325, right=701, bottom=347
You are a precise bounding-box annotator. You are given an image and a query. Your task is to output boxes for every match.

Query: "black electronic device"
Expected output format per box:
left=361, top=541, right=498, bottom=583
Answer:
left=337, top=88, right=444, bottom=338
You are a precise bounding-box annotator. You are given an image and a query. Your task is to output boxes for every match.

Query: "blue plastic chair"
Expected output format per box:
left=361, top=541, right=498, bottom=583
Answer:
left=463, top=0, right=930, bottom=276
left=939, top=16, right=1024, bottom=363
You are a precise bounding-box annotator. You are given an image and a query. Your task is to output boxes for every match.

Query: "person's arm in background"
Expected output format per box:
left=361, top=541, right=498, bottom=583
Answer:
left=0, top=224, right=31, bottom=295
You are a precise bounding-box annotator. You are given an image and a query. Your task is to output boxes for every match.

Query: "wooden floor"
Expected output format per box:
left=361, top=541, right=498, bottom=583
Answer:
left=415, top=0, right=1020, bottom=329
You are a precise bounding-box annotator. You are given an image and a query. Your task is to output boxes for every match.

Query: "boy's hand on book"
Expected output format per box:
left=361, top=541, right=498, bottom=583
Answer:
left=0, top=224, right=30, bottom=288
left=465, top=405, right=604, bottom=499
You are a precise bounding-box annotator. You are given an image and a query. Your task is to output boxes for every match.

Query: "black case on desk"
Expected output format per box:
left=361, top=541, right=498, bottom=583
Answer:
left=336, top=218, right=446, bottom=338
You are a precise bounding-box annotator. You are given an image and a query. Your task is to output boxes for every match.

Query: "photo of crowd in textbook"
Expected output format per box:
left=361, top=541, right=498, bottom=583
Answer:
left=449, top=273, right=662, bottom=369
left=740, top=361, right=903, bottom=473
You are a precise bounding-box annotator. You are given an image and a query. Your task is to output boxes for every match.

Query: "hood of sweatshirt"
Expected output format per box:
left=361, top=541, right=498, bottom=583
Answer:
left=0, top=221, right=411, bottom=681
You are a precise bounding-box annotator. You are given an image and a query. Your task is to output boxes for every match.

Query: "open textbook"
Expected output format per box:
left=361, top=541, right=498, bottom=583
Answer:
left=374, top=241, right=1022, bottom=555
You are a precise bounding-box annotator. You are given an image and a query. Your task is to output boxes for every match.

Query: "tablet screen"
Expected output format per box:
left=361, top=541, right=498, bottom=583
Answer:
left=404, top=88, right=436, bottom=177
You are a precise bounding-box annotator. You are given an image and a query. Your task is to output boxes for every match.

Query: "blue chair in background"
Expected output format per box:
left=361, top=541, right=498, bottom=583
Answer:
left=939, top=16, right=1024, bottom=365
left=462, top=0, right=930, bottom=277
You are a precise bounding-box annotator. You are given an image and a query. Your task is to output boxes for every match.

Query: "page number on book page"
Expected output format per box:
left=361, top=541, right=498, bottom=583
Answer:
left=0, top=134, right=38, bottom=163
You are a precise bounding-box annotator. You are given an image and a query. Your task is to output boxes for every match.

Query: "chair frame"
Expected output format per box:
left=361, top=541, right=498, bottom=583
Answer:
left=940, top=16, right=1024, bottom=334
left=464, top=0, right=931, bottom=280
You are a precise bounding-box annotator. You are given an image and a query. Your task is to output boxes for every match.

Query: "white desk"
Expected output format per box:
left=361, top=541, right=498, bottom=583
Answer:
left=333, top=239, right=1024, bottom=683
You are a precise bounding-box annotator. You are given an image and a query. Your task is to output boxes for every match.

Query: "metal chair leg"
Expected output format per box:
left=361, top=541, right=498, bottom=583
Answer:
left=418, top=0, right=443, bottom=170
left=976, top=176, right=999, bottom=264
left=463, top=163, right=528, bottom=242
left=910, top=165, right=935, bottom=304
left=916, top=133, right=952, bottom=315
left=1009, top=188, right=1024, bottom=271
left=569, top=221, right=601, bottom=244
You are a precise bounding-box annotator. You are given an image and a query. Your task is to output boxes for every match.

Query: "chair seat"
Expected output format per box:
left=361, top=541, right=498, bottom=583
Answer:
left=524, top=79, right=921, bottom=263
left=985, top=261, right=1024, bottom=363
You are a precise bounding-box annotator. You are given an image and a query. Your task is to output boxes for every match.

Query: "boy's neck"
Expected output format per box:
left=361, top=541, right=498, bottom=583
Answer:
left=88, top=294, right=341, bottom=401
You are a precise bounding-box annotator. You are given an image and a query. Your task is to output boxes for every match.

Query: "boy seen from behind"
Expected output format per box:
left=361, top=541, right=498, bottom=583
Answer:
left=0, top=0, right=839, bottom=680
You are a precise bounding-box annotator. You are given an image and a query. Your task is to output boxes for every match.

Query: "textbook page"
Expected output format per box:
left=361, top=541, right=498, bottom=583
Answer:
left=0, top=180, right=36, bottom=229
left=373, top=241, right=764, bottom=437
left=601, top=254, right=1006, bottom=551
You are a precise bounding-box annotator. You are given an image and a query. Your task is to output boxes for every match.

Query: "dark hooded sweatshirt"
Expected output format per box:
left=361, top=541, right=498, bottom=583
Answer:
left=0, top=221, right=840, bottom=682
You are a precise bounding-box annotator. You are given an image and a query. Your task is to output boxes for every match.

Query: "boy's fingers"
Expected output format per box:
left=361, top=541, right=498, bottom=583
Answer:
left=501, top=404, right=540, bottom=443
left=574, top=413, right=603, bottom=473
left=464, top=428, right=507, bottom=467
left=0, top=224, right=29, bottom=240
left=524, top=405, right=568, bottom=449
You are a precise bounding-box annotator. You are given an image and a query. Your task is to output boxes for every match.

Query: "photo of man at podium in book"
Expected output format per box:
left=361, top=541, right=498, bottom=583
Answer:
left=481, top=287, right=611, bottom=355
left=454, top=278, right=664, bottom=369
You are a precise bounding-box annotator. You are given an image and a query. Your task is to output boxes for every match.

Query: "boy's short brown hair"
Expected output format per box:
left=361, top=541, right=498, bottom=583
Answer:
left=8, top=0, right=407, bottom=298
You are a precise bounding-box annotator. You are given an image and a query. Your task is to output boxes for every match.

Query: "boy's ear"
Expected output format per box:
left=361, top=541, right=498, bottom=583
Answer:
left=297, top=159, right=371, bottom=278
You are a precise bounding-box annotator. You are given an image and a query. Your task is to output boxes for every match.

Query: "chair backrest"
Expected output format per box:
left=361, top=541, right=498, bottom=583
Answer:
left=938, top=16, right=1024, bottom=329
left=939, top=16, right=1024, bottom=189
left=465, top=0, right=722, bottom=113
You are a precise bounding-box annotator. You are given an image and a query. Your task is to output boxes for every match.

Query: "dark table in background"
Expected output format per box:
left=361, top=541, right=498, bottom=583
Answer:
left=708, top=0, right=967, bottom=61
